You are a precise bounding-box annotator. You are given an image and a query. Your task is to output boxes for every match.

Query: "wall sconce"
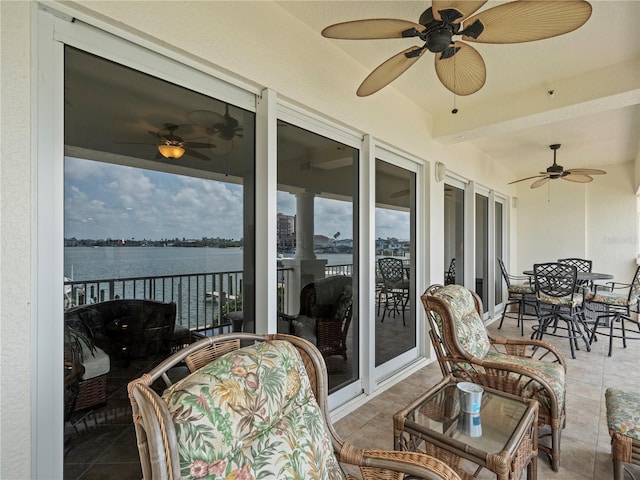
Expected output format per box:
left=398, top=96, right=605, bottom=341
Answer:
left=435, top=161, right=447, bottom=183
left=157, top=144, right=185, bottom=159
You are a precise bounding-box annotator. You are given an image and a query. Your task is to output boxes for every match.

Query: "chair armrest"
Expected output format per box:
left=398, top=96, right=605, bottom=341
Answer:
left=338, top=444, right=462, bottom=480
left=488, top=335, right=568, bottom=373
left=277, top=312, right=296, bottom=322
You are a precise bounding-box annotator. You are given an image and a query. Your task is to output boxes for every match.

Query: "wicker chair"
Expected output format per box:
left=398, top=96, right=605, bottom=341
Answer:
left=422, top=284, right=567, bottom=472
left=605, top=388, right=640, bottom=480
left=497, top=258, right=536, bottom=336
left=127, top=333, right=462, bottom=480
left=279, top=275, right=353, bottom=360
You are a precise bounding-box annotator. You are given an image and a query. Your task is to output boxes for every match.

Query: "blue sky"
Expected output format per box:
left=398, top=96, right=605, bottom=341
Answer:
left=64, top=157, right=409, bottom=241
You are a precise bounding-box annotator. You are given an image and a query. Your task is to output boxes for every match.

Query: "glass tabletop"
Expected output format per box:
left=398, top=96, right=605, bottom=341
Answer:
left=405, top=383, right=529, bottom=454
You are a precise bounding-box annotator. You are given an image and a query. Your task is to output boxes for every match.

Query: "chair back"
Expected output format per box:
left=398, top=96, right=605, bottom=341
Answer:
left=628, top=265, right=640, bottom=302
left=421, top=284, right=490, bottom=362
left=378, top=257, right=406, bottom=286
left=558, top=257, right=592, bottom=273
left=445, top=258, right=456, bottom=285
left=534, top=262, right=578, bottom=299
left=498, top=258, right=511, bottom=288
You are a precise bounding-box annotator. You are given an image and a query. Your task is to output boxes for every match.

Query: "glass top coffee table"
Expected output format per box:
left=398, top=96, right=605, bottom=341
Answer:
left=394, top=376, right=539, bottom=480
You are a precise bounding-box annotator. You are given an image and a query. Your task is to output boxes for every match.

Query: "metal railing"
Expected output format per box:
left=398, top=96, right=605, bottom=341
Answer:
left=64, top=264, right=352, bottom=330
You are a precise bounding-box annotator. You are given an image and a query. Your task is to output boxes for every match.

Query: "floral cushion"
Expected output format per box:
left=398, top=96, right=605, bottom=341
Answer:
left=162, top=340, right=344, bottom=480
left=538, top=292, right=583, bottom=308
left=483, top=352, right=566, bottom=410
left=586, top=290, right=636, bottom=308
left=433, top=285, right=491, bottom=359
left=606, top=388, right=640, bottom=440
left=509, top=283, right=535, bottom=295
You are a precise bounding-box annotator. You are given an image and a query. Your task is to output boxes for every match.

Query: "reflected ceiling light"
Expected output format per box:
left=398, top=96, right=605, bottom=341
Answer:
left=157, top=144, right=185, bottom=159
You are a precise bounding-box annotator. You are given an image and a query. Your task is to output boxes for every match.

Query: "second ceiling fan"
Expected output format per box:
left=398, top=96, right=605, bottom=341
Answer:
left=322, top=0, right=592, bottom=97
left=509, top=144, right=606, bottom=189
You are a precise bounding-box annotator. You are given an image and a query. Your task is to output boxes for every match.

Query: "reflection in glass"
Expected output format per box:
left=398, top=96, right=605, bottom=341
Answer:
left=375, top=160, right=416, bottom=367
left=275, top=121, right=358, bottom=393
left=495, top=202, right=504, bottom=307
left=444, top=184, right=464, bottom=285
left=475, top=193, right=489, bottom=312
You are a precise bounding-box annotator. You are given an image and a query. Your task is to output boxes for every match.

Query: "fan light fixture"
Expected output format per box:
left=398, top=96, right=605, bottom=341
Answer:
left=157, top=144, right=185, bottom=159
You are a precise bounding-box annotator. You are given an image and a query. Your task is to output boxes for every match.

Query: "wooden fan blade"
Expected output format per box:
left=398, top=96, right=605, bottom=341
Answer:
left=562, top=173, right=593, bottom=183
left=357, top=46, right=426, bottom=97
left=531, top=177, right=551, bottom=189
left=566, top=168, right=606, bottom=175
left=434, top=41, right=486, bottom=95
left=508, top=174, right=546, bottom=185
left=322, top=19, right=424, bottom=40
left=463, top=0, right=592, bottom=44
left=432, top=1, right=487, bottom=22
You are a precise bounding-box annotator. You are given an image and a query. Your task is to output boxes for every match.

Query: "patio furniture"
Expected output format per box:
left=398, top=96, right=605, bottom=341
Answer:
left=531, top=262, right=591, bottom=359
left=422, top=284, right=567, bottom=471
left=558, top=257, right=594, bottom=290
left=605, top=388, right=640, bottom=480
left=394, top=375, right=539, bottom=480
left=279, top=275, right=353, bottom=360
left=64, top=298, right=191, bottom=359
left=586, top=265, right=640, bottom=356
left=445, top=258, right=456, bottom=285
left=497, top=258, right=536, bottom=336
left=127, top=333, right=463, bottom=480
left=378, top=257, right=410, bottom=325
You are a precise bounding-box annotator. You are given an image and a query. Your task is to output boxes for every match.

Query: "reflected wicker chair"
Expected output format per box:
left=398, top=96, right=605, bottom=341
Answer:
left=532, top=262, right=590, bottom=359
left=378, top=257, right=410, bottom=325
left=497, top=258, right=536, bottom=336
left=422, top=284, right=567, bottom=471
left=127, top=333, right=462, bottom=480
left=586, top=265, right=640, bottom=356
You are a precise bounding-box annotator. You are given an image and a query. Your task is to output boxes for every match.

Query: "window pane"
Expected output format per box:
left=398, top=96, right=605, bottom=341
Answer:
left=475, top=193, right=489, bottom=312
left=276, top=121, right=358, bottom=393
left=495, top=202, right=504, bottom=306
left=444, top=184, right=464, bottom=285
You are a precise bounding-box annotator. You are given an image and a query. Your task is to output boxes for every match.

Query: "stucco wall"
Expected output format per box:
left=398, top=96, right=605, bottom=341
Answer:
left=1, top=1, right=34, bottom=478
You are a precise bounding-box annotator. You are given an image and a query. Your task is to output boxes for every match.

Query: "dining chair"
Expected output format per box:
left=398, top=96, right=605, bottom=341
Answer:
left=444, top=258, right=456, bottom=285
left=558, top=257, right=594, bottom=291
left=532, top=262, right=591, bottom=359
left=586, top=265, right=640, bottom=356
left=378, top=257, right=409, bottom=325
left=497, top=258, right=536, bottom=336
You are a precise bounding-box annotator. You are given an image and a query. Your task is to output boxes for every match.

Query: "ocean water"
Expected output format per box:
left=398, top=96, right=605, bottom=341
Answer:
left=65, top=247, right=354, bottom=281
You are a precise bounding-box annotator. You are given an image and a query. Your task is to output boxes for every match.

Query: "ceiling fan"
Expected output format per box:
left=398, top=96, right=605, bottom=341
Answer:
left=120, top=123, right=215, bottom=161
left=508, top=144, right=606, bottom=189
left=186, top=104, right=243, bottom=156
left=321, top=0, right=592, bottom=97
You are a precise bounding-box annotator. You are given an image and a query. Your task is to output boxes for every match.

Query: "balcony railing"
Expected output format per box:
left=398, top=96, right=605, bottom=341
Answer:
left=64, top=264, right=352, bottom=331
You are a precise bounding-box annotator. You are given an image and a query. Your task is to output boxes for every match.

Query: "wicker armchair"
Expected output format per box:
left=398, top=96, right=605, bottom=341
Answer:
left=421, top=284, right=567, bottom=472
left=128, top=333, right=462, bottom=480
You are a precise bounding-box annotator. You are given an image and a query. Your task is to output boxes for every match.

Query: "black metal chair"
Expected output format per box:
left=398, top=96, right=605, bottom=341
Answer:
left=532, top=262, right=590, bottom=359
left=558, top=257, right=593, bottom=291
left=497, top=258, right=536, bottom=336
left=378, top=257, right=409, bottom=326
left=586, top=265, right=640, bottom=356
left=444, top=258, right=456, bottom=285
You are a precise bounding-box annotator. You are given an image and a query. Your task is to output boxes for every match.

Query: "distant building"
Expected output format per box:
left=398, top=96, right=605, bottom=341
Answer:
left=277, top=213, right=296, bottom=251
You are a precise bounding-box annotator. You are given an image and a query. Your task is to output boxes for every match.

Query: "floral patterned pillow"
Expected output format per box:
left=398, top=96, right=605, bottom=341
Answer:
left=162, top=340, right=344, bottom=479
left=434, top=284, right=491, bottom=359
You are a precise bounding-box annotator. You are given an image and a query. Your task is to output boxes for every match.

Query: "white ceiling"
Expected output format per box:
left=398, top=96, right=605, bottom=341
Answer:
left=277, top=0, right=640, bottom=179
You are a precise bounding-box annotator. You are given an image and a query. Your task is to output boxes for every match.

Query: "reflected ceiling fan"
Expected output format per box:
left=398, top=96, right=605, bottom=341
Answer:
left=508, top=144, right=606, bottom=189
left=321, top=0, right=592, bottom=96
left=186, top=104, right=243, bottom=156
left=120, top=123, right=215, bottom=161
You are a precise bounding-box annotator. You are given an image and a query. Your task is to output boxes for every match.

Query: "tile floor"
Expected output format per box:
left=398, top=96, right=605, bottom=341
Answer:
left=64, top=310, right=640, bottom=479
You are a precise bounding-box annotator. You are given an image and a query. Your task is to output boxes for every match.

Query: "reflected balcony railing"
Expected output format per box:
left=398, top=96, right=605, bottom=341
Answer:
left=64, top=264, right=353, bottom=332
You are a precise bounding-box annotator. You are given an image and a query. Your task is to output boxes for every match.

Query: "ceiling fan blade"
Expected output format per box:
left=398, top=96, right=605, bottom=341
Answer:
left=157, top=123, right=207, bottom=141
left=462, top=0, right=592, bottom=44
left=432, top=1, right=487, bottom=22
left=183, top=141, right=216, bottom=149
left=531, top=177, right=551, bottom=189
left=566, top=168, right=607, bottom=175
left=322, top=19, right=424, bottom=40
left=507, top=174, right=546, bottom=185
left=562, top=173, right=593, bottom=183
left=209, top=138, right=234, bottom=156
left=434, top=41, right=486, bottom=95
left=357, top=46, right=426, bottom=97
left=184, top=148, right=211, bottom=161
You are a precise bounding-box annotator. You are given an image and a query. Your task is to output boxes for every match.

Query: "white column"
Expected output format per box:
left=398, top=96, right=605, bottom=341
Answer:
left=295, top=190, right=317, bottom=261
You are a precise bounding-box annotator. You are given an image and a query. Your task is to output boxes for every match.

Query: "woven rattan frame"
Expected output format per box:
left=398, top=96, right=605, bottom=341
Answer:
left=422, top=284, right=567, bottom=472
left=128, top=333, right=463, bottom=480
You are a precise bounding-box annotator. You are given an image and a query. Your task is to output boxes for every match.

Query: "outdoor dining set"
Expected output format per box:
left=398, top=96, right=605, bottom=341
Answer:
left=498, top=257, right=640, bottom=359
